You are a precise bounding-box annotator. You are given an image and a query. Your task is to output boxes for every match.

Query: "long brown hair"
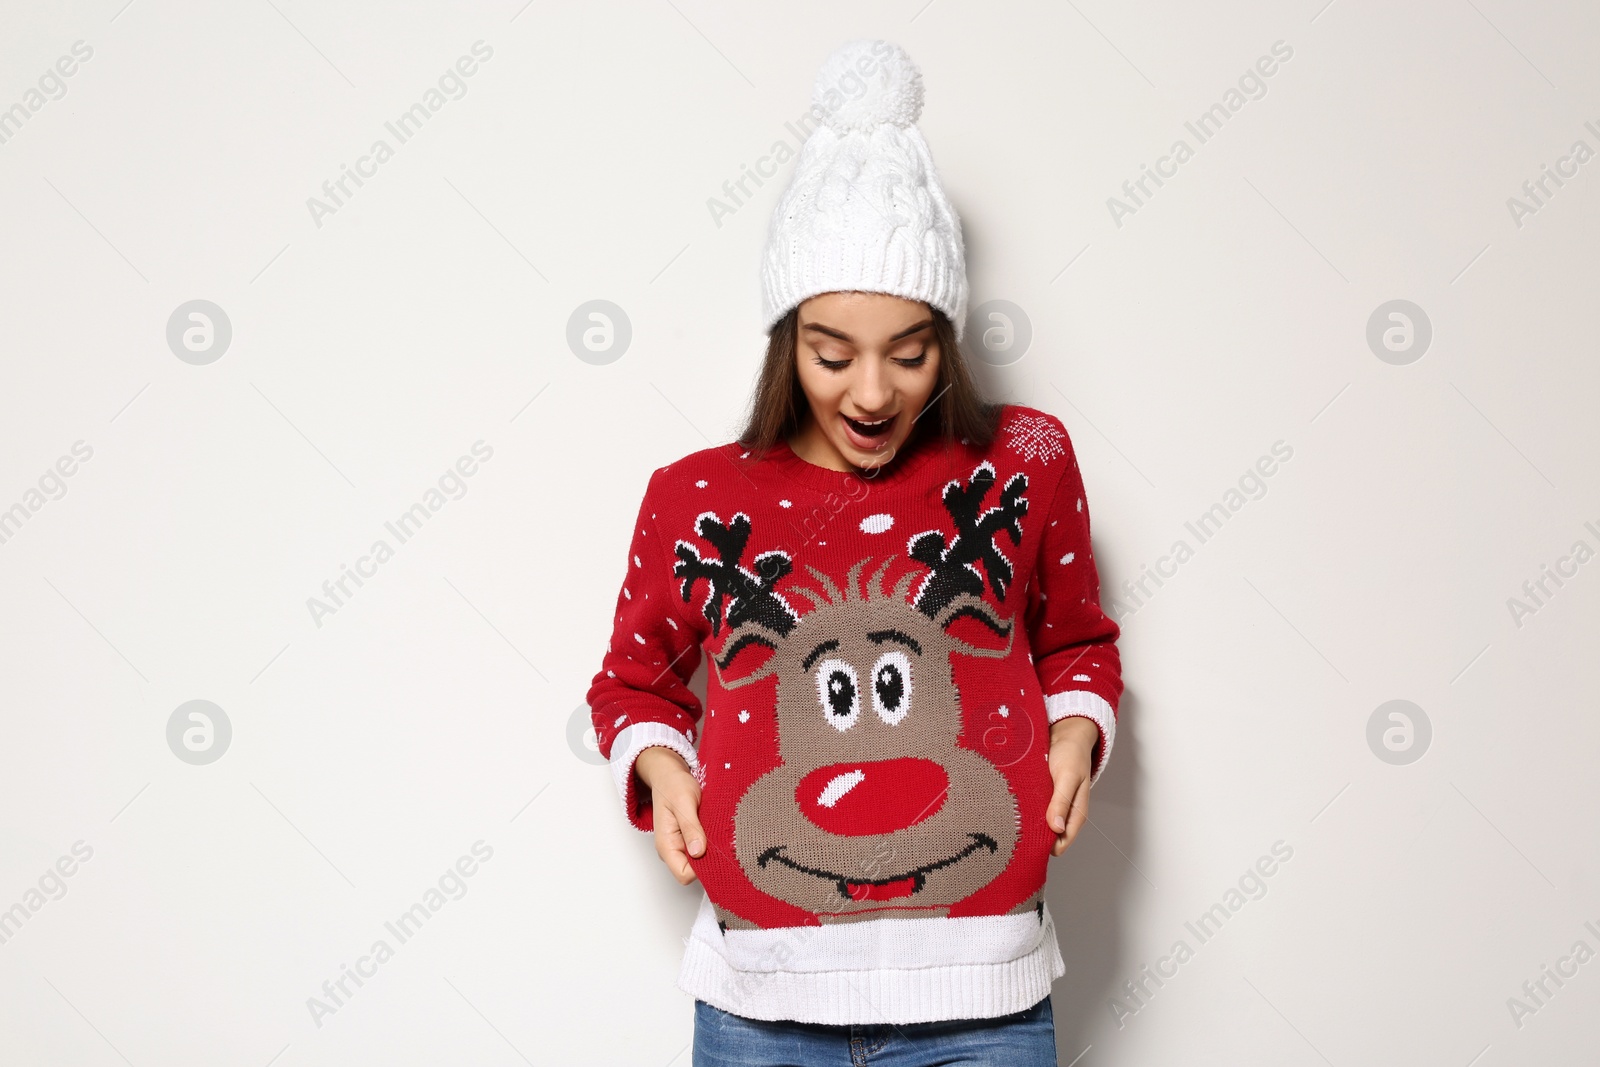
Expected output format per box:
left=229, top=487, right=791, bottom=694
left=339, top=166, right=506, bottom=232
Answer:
left=737, top=303, right=1004, bottom=457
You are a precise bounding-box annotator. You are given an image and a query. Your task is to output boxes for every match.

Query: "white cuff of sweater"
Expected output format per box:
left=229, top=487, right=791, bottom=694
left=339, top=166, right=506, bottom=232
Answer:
left=1044, top=690, right=1116, bottom=786
left=609, top=720, right=701, bottom=826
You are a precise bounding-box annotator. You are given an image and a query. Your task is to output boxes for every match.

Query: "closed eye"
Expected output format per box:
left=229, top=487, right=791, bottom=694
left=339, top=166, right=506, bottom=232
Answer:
left=811, top=348, right=928, bottom=373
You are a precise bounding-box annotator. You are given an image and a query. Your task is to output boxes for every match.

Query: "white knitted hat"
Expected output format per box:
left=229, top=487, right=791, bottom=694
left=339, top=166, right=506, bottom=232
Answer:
left=760, top=39, right=969, bottom=340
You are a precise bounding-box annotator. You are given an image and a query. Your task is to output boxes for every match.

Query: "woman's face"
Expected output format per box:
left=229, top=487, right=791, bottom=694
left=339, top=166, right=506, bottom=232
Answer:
left=791, top=291, right=942, bottom=471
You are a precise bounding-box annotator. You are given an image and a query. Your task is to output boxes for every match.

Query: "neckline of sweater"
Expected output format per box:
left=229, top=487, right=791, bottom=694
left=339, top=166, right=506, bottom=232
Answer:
left=758, top=424, right=957, bottom=493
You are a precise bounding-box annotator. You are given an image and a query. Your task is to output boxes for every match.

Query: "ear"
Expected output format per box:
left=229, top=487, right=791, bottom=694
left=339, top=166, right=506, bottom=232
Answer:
left=939, top=599, right=1014, bottom=659
left=710, top=628, right=784, bottom=689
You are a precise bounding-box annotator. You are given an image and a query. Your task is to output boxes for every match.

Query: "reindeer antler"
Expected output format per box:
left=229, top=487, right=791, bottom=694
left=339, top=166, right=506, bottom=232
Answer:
left=674, top=511, right=798, bottom=638
left=908, top=462, right=1029, bottom=618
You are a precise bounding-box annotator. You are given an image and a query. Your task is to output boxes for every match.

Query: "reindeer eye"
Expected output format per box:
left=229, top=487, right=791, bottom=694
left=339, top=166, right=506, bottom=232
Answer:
left=814, top=658, right=860, bottom=731
left=871, top=650, right=913, bottom=725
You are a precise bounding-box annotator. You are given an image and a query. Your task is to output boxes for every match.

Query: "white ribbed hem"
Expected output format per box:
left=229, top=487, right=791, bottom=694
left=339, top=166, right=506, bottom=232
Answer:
left=676, top=894, right=1065, bottom=1025
left=1044, top=690, right=1116, bottom=786
left=608, top=721, right=700, bottom=826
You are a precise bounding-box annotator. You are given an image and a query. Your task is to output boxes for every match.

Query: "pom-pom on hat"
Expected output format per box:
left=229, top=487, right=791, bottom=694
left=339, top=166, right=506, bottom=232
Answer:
left=760, top=40, right=969, bottom=339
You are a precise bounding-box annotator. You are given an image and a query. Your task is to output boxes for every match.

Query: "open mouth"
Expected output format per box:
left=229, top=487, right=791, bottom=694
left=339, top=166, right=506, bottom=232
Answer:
left=841, top=413, right=896, bottom=450
left=756, top=833, right=998, bottom=902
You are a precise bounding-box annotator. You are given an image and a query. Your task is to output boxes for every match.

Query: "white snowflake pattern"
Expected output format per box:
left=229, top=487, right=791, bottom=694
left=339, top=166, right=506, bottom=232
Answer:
left=859, top=513, right=894, bottom=534
left=1003, top=414, right=1067, bottom=464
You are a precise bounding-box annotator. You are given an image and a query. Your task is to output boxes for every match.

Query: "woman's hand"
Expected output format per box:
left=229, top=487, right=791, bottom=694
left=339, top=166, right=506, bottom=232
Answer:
left=1045, top=717, right=1099, bottom=857
left=634, top=746, right=706, bottom=885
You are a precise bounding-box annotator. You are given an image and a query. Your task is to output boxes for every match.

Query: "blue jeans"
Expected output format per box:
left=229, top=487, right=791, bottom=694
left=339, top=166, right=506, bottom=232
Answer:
left=693, top=995, right=1055, bottom=1066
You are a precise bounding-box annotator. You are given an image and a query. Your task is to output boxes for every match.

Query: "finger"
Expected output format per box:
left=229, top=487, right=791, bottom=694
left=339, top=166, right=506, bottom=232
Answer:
left=673, top=799, right=707, bottom=859
left=1064, top=777, right=1090, bottom=840
left=1047, top=813, right=1068, bottom=856
left=1044, top=772, right=1080, bottom=835
left=658, top=800, right=703, bottom=885
left=1055, top=779, right=1091, bottom=854
left=1044, top=783, right=1069, bottom=835
left=653, top=805, right=683, bottom=860
left=660, top=836, right=696, bottom=884
left=653, top=809, right=694, bottom=883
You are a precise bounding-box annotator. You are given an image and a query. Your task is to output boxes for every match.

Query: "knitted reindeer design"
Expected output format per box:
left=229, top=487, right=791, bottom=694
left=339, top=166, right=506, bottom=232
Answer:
left=674, top=462, right=1037, bottom=927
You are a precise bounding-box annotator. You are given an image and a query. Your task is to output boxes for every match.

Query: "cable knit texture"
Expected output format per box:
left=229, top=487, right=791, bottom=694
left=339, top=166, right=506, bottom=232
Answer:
left=586, top=405, right=1123, bottom=1025
left=760, top=39, right=969, bottom=338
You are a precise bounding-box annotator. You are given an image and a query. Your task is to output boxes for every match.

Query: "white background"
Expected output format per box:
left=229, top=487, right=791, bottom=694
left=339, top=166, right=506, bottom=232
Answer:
left=1, top=1, right=1596, bottom=1064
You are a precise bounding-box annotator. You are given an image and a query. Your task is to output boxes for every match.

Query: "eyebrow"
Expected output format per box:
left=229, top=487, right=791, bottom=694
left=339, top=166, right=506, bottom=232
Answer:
left=801, top=638, right=840, bottom=671
left=800, top=319, right=934, bottom=344
left=866, top=630, right=922, bottom=655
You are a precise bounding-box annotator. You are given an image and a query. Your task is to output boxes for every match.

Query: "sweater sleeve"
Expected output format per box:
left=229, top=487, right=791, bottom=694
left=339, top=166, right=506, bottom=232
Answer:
left=1023, top=424, right=1124, bottom=785
left=585, top=472, right=706, bottom=833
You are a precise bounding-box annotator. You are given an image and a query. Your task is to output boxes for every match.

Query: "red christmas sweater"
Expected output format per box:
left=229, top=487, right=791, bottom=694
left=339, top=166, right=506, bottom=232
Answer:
left=586, top=404, right=1123, bottom=1025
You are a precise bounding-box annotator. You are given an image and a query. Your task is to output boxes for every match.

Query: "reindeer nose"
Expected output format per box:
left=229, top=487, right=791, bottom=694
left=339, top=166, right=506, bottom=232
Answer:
left=796, top=758, right=949, bottom=836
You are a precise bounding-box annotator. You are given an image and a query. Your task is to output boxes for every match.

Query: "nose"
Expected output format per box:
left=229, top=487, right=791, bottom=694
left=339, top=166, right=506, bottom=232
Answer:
left=852, top=358, right=892, bottom=411
left=796, top=758, right=949, bottom=836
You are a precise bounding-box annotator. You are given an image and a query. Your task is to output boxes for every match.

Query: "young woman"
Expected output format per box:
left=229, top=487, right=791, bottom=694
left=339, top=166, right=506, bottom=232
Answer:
left=587, top=39, right=1122, bottom=1066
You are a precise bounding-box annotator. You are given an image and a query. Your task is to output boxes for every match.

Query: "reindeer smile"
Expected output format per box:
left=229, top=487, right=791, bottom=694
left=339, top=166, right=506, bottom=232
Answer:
left=755, top=833, right=999, bottom=902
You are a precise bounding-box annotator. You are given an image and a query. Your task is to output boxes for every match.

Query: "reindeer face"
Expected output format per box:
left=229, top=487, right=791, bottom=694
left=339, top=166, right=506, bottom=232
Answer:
left=675, top=462, right=1032, bottom=923
left=726, top=563, right=1021, bottom=919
